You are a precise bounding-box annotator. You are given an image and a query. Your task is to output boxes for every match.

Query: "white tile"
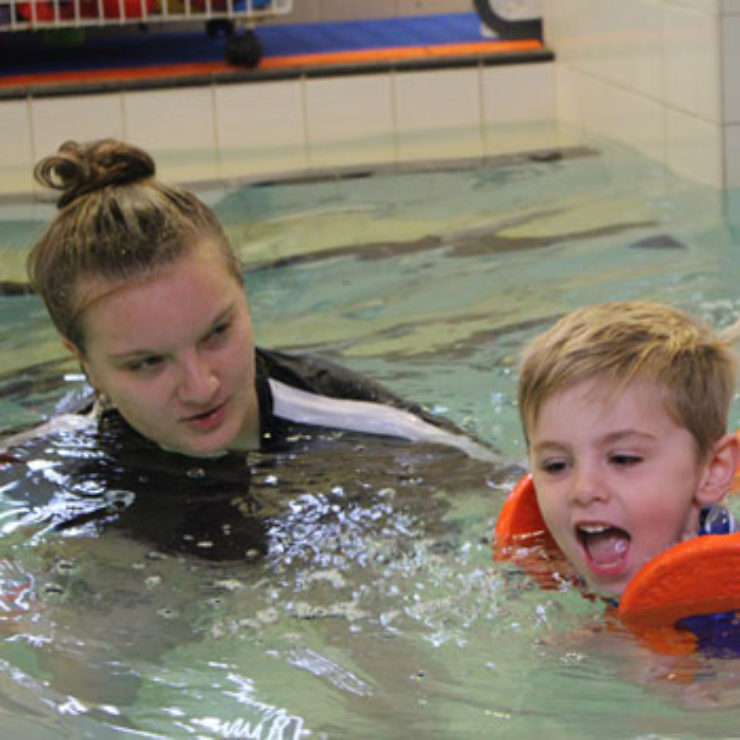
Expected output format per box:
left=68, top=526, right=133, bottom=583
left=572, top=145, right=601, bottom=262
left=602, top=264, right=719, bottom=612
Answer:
left=31, top=93, right=125, bottom=172
left=482, top=120, right=584, bottom=158
left=580, top=75, right=666, bottom=165
left=544, top=0, right=610, bottom=77
left=665, top=107, right=723, bottom=186
left=622, top=0, right=663, bottom=99
left=215, top=79, right=307, bottom=178
left=662, top=3, right=722, bottom=121
left=305, top=74, right=394, bottom=168
left=123, top=87, right=218, bottom=182
left=722, top=15, right=740, bottom=121
left=394, top=68, right=482, bottom=132
left=664, top=0, right=720, bottom=13
left=0, top=100, right=34, bottom=195
left=481, top=63, right=554, bottom=126
left=394, top=68, right=483, bottom=161
left=541, top=0, right=593, bottom=67
left=554, top=63, right=586, bottom=129
left=557, top=0, right=662, bottom=96
left=723, top=122, right=740, bottom=186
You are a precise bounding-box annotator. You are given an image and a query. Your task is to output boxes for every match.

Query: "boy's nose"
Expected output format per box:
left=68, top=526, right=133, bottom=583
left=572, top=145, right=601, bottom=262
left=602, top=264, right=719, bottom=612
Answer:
left=177, top=353, right=219, bottom=404
left=569, top=463, right=609, bottom=506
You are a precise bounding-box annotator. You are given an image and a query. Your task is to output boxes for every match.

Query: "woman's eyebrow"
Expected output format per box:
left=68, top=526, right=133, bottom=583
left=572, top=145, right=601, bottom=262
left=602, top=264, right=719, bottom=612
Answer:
left=108, top=304, right=238, bottom=361
left=198, top=304, right=236, bottom=338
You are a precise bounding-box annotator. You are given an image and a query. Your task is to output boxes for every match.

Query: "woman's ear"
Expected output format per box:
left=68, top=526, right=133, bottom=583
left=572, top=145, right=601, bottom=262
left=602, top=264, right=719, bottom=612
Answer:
left=62, top=337, right=99, bottom=392
left=696, top=432, right=740, bottom=505
left=62, top=336, right=81, bottom=359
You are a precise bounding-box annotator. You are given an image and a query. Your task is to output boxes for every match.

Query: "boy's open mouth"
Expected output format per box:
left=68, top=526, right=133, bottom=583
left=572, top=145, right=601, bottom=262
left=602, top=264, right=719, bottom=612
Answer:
left=577, top=524, right=631, bottom=569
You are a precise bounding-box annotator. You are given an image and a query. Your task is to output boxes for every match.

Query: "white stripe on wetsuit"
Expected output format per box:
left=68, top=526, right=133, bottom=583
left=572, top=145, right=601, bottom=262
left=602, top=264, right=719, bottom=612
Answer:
left=268, top=378, right=498, bottom=462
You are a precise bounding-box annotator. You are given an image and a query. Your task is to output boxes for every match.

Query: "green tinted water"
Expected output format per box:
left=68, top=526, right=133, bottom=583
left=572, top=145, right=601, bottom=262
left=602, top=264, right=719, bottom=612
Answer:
left=2, top=140, right=740, bottom=738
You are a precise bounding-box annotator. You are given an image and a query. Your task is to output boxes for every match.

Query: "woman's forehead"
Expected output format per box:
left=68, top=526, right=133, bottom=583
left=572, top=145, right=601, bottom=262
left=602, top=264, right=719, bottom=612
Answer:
left=74, top=245, right=245, bottom=347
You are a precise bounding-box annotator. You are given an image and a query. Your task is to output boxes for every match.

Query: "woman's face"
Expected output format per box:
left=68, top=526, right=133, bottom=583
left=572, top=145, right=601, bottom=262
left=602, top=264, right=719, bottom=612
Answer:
left=71, top=241, right=259, bottom=457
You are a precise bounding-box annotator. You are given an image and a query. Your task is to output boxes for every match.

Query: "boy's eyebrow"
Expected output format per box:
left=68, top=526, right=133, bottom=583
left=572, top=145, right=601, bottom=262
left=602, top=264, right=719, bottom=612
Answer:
left=531, top=429, right=658, bottom=452
left=598, top=429, right=658, bottom=444
left=530, top=440, right=568, bottom=454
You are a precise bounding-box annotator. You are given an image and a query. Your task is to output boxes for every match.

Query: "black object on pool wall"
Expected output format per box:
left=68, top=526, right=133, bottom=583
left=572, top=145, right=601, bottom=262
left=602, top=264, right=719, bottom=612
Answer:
left=473, top=0, right=543, bottom=41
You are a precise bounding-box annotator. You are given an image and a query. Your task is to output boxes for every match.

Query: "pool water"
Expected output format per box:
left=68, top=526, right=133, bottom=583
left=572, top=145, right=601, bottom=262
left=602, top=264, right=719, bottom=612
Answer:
left=2, top=140, right=740, bottom=738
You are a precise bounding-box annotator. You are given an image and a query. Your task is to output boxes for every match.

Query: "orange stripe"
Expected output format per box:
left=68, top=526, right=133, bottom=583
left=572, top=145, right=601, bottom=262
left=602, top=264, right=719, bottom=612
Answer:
left=0, top=38, right=543, bottom=88
left=260, top=39, right=543, bottom=69
left=0, top=61, right=231, bottom=87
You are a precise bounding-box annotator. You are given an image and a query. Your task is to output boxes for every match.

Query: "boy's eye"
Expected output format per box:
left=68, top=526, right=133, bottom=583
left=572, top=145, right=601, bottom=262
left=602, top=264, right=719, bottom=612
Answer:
left=610, top=453, right=642, bottom=466
left=538, top=459, right=568, bottom=475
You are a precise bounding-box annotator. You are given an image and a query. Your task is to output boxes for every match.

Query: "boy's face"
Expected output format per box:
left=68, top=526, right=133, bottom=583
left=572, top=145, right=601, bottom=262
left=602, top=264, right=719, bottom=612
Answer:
left=528, top=377, right=717, bottom=598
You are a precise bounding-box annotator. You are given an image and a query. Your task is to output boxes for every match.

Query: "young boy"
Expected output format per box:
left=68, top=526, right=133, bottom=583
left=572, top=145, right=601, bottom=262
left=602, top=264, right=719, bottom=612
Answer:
left=517, top=300, right=740, bottom=599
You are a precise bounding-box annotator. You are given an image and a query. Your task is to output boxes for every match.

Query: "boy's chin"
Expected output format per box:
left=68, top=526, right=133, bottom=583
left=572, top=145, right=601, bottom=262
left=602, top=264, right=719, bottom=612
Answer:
left=583, top=576, right=628, bottom=602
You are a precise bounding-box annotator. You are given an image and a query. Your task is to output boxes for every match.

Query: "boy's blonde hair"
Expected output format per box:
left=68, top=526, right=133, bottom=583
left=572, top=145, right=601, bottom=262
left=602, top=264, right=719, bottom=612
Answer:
left=518, top=300, right=739, bottom=458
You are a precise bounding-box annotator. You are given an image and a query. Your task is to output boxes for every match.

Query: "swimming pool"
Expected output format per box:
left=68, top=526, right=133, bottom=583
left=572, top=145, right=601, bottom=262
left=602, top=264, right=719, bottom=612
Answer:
left=2, top=139, right=740, bottom=738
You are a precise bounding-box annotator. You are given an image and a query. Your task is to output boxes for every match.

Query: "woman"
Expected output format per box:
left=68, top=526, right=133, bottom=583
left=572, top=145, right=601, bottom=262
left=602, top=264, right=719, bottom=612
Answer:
left=3, top=138, right=496, bottom=558
left=25, top=138, right=495, bottom=460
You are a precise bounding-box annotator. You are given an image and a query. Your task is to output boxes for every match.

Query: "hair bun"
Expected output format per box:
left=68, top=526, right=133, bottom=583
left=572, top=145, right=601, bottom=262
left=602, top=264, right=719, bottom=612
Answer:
left=34, top=138, right=156, bottom=209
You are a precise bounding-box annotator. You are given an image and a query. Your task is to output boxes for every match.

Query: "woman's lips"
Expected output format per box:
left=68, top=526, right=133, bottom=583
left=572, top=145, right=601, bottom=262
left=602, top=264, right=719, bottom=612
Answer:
left=182, top=400, right=228, bottom=432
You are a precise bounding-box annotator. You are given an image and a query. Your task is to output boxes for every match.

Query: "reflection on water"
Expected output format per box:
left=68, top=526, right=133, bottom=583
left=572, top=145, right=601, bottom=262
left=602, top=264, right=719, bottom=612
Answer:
left=3, top=140, right=740, bottom=737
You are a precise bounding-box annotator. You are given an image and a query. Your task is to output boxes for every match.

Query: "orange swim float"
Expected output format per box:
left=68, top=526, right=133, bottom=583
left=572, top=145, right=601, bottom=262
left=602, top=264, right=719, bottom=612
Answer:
left=494, top=474, right=740, bottom=654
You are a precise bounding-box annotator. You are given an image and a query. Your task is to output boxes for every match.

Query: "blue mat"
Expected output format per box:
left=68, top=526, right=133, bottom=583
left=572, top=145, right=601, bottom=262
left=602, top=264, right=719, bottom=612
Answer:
left=0, top=13, right=487, bottom=76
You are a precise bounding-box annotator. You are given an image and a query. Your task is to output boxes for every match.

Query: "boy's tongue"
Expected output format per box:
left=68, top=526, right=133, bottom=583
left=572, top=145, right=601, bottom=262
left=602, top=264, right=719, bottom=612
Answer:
left=582, top=527, right=630, bottom=565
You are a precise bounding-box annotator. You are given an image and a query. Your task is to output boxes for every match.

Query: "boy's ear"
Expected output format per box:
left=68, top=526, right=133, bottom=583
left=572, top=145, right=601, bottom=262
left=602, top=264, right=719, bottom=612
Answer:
left=696, top=432, right=740, bottom=505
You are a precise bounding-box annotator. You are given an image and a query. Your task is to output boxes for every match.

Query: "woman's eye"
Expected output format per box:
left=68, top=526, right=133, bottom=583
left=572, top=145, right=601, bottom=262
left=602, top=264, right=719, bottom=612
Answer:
left=204, top=321, right=231, bottom=345
left=125, top=356, right=163, bottom=373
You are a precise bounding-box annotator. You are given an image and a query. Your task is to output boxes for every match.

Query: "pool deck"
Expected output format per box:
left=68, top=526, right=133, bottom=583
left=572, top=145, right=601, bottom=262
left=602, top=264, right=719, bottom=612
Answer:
left=0, top=12, right=551, bottom=98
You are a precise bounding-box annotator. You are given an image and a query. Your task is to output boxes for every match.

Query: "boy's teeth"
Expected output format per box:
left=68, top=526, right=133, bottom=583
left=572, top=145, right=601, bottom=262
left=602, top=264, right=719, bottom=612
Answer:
left=579, top=524, right=609, bottom=534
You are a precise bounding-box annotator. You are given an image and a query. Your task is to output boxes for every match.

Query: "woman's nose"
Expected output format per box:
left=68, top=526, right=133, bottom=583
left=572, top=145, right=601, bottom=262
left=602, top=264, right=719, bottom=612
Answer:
left=177, top=353, right=219, bottom=404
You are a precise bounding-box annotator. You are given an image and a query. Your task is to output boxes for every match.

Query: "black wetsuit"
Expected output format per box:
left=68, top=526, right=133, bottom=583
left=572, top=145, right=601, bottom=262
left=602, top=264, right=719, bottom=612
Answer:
left=0, top=348, right=493, bottom=561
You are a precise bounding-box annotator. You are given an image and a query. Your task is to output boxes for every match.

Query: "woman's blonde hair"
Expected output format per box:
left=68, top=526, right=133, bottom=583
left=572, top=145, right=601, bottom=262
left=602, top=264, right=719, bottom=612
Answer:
left=28, top=138, right=241, bottom=351
left=518, top=300, right=739, bottom=457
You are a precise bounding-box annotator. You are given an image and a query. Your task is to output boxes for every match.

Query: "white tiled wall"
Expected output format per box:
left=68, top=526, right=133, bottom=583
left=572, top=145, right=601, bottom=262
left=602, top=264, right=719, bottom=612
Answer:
left=544, top=0, right=740, bottom=188
left=9, top=0, right=739, bottom=193
left=0, top=100, right=34, bottom=194
left=0, top=61, right=565, bottom=195
left=304, top=74, right=395, bottom=168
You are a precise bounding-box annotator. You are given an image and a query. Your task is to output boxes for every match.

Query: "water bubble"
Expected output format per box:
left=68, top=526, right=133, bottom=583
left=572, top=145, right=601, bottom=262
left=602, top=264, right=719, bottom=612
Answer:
left=54, top=560, right=76, bottom=576
left=104, top=489, right=135, bottom=511
left=213, top=579, right=244, bottom=592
